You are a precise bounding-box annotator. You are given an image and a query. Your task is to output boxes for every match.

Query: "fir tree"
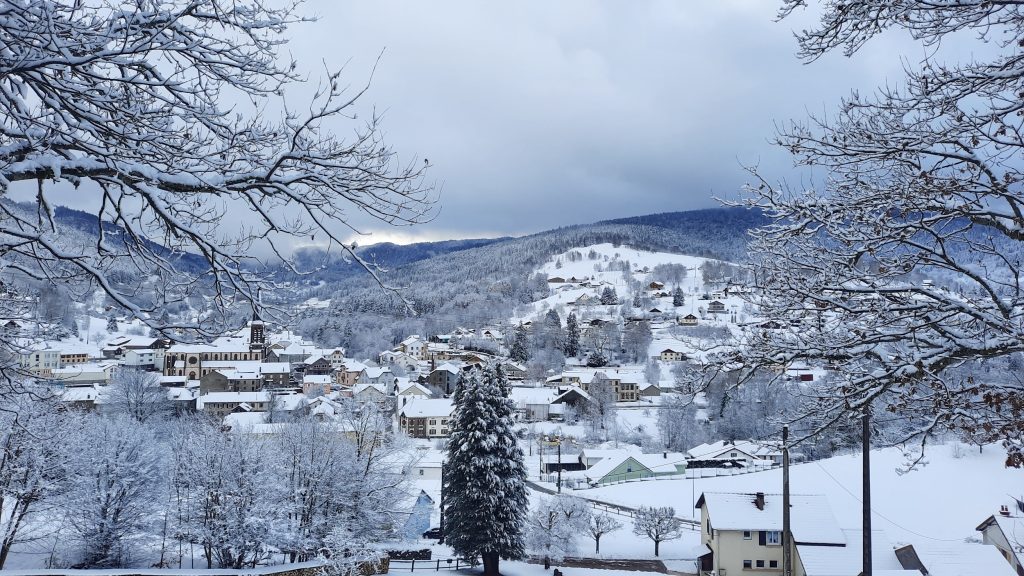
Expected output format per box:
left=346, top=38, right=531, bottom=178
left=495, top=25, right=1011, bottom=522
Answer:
left=672, top=286, right=685, bottom=307
left=443, top=366, right=528, bottom=576
left=106, top=315, right=118, bottom=334
left=541, top=309, right=564, bottom=350
left=510, top=324, right=529, bottom=363
left=564, top=313, right=580, bottom=358
left=599, top=286, right=618, bottom=305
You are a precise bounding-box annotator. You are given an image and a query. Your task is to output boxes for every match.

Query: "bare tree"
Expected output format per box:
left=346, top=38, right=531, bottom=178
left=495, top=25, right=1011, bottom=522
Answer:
left=584, top=374, right=617, bottom=441
left=720, top=1, right=1024, bottom=465
left=65, top=415, right=164, bottom=568
left=0, top=0, right=435, bottom=387
left=104, top=368, right=171, bottom=424
left=525, top=495, right=590, bottom=569
left=587, top=512, right=622, bottom=554
left=632, top=506, right=682, bottom=557
left=0, top=391, right=72, bottom=568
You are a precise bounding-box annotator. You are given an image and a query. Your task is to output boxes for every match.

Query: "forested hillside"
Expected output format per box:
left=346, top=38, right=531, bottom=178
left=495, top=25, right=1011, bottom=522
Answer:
left=296, top=207, right=767, bottom=356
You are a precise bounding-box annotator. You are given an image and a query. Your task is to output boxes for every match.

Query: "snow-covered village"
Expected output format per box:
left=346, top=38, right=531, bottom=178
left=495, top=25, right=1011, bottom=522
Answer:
left=2, top=2, right=1024, bottom=576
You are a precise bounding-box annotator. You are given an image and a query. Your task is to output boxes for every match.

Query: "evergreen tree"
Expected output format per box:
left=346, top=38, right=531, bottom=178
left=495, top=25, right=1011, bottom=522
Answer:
left=672, top=286, right=685, bottom=307
left=510, top=324, right=529, bottom=363
left=564, top=313, right=580, bottom=358
left=599, top=286, right=618, bottom=305
left=106, top=315, right=118, bottom=334
left=540, top=309, right=564, bottom=351
left=443, top=366, right=528, bottom=576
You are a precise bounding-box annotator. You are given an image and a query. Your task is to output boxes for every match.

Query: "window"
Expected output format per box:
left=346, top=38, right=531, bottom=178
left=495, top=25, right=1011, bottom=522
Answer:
left=769, top=560, right=778, bottom=568
left=766, top=531, right=781, bottom=545
left=743, top=560, right=752, bottom=569
left=730, top=452, right=738, bottom=457
left=756, top=560, right=765, bottom=568
left=418, top=469, right=424, bottom=476
left=743, top=530, right=751, bottom=540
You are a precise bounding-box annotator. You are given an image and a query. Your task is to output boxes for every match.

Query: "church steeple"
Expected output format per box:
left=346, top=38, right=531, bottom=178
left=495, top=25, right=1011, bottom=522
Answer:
left=249, top=288, right=265, bottom=353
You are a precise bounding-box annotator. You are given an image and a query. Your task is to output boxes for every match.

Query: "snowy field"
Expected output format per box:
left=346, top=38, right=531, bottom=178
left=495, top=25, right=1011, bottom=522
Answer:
left=513, top=243, right=744, bottom=326
left=581, top=443, right=1018, bottom=546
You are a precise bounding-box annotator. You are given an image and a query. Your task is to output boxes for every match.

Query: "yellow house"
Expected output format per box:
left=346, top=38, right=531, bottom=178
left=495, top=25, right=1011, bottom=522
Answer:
left=695, top=492, right=842, bottom=575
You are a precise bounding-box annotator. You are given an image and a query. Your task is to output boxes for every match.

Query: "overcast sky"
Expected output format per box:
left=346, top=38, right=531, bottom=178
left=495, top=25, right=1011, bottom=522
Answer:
left=20, top=1, right=929, bottom=248
left=281, top=0, right=921, bottom=245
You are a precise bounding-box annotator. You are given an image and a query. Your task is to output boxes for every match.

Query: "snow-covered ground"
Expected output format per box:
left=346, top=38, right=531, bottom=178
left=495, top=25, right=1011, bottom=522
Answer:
left=513, top=243, right=744, bottom=326
left=386, top=561, right=669, bottom=575
left=580, top=443, right=1018, bottom=547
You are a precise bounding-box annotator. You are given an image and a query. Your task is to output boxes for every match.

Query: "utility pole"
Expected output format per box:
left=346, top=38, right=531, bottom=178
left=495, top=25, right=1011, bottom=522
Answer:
left=556, top=439, right=562, bottom=493
left=863, top=408, right=872, bottom=576
left=539, top=437, right=544, bottom=481
left=782, top=425, right=792, bottom=576
left=439, top=462, right=445, bottom=544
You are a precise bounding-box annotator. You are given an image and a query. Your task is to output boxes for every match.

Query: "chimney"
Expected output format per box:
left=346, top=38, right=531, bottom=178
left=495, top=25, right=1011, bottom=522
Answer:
left=754, top=492, right=765, bottom=511
left=1001, top=505, right=1011, bottom=517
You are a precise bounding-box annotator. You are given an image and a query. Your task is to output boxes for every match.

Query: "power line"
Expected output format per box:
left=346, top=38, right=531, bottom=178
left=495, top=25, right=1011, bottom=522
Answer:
left=812, top=461, right=964, bottom=542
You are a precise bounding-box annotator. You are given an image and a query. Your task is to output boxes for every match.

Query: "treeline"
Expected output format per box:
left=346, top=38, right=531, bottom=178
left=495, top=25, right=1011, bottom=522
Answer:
left=0, top=372, right=407, bottom=571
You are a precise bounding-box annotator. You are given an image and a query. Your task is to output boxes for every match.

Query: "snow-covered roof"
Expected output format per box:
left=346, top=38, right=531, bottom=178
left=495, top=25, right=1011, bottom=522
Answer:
left=167, top=336, right=251, bottom=354
left=364, top=366, right=391, bottom=379
left=343, top=359, right=368, bottom=372
left=698, top=492, right=845, bottom=545
left=583, top=451, right=687, bottom=481
left=61, top=385, right=103, bottom=402
left=105, top=336, right=163, bottom=349
left=797, top=529, right=903, bottom=576
left=551, top=386, right=594, bottom=404
left=399, top=398, right=454, bottom=418
left=215, top=369, right=261, bottom=381
left=909, top=542, right=1016, bottom=576
left=398, top=382, right=432, bottom=396
left=258, top=362, right=291, bottom=374
left=198, top=391, right=270, bottom=405
left=274, top=393, right=306, bottom=412
left=580, top=446, right=642, bottom=460
left=303, top=374, right=333, bottom=385
left=434, top=362, right=463, bottom=374
left=201, top=360, right=262, bottom=371
left=509, top=387, right=558, bottom=405
left=584, top=455, right=647, bottom=481
left=400, top=335, right=424, bottom=346
left=223, top=411, right=267, bottom=429
left=687, top=440, right=781, bottom=460
left=991, top=514, right=1024, bottom=553
left=166, top=387, right=197, bottom=402
left=353, top=383, right=386, bottom=396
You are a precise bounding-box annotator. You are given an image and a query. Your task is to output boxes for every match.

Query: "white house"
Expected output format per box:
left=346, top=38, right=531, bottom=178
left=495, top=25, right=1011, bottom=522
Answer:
left=397, top=398, right=455, bottom=438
